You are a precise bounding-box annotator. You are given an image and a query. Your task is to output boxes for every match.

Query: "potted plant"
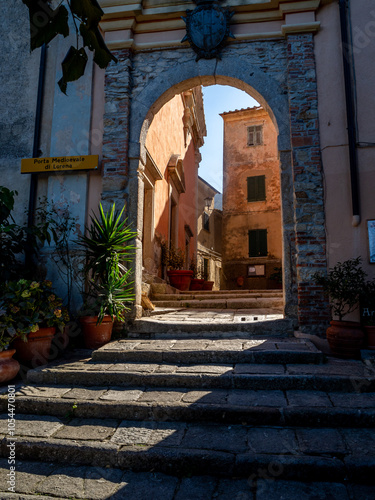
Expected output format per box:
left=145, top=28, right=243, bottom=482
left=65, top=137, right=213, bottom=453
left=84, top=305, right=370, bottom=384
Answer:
left=0, top=309, right=21, bottom=383
left=78, top=203, right=135, bottom=349
left=269, top=266, right=283, bottom=290
left=360, top=279, right=375, bottom=350
left=162, top=242, right=193, bottom=291
left=0, top=279, right=69, bottom=367
left=189, top=255, right=204, bottom=291
left=313, top=257, right=366, bottom=358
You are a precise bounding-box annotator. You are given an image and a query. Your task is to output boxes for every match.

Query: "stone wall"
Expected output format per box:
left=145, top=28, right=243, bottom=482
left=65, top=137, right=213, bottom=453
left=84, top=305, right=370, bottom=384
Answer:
left=102, top=36, right=329, bottom=330
left=286, top=33, right=330, bottom=328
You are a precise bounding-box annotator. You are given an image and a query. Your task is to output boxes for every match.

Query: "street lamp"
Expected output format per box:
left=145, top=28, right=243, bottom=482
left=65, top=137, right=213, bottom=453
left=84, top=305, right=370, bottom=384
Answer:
left=204, top=196, right=213, bottom=211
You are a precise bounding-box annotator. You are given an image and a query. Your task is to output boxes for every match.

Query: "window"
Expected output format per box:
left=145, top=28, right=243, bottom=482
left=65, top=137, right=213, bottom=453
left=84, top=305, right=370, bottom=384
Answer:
left=203, top=212, right=210, bottom=232
left=247, top=125, right=263, bottom=146
left=249, top=229, right=268, bottom=257
left=247, top=175, right=266, bottom=202
left=203, top=258, right=209, bottom=281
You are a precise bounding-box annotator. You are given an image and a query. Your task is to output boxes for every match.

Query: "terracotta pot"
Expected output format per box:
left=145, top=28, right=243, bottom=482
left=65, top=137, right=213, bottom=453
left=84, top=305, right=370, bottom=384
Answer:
left=326, top=320, right=364, bottom=359
left=190, top=278, right=205, bottom=291
left=79, top=316, right=113, bottom=349
left=167, top=270, right=193, bottom=291
left=12, top=327, right=56, bottom=367
left=364, top=325, right=375, bottom=350
left=202, top=281, right=214, bottom=291
left=0, top=349, right=20, bottom=384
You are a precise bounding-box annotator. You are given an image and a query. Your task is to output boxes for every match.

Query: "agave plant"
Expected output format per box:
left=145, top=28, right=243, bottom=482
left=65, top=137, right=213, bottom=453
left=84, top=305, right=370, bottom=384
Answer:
left=78, top=203, right=136, bottom=323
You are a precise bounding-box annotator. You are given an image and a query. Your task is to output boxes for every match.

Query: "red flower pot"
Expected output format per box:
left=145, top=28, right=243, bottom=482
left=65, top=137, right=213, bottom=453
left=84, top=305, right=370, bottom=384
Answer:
left=0, top=350, right=20, bottom=384
left=364, top=325, right=375, bottom=350
left=12, top=327, right=56, bottom=367
left=202, top=281, right=214, bottom=291
left=167, top=270, right=193, bottom=291
left=326, top=321, right=364, bottom=359
left=79, top=316, right=113, bottom=349
left=190, top=278, right=205, bottom=291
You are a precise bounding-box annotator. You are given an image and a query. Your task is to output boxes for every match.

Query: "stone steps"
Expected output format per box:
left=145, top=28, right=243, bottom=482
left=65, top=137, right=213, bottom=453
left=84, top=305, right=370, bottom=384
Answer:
left=151, top=297, right=284, bottom=309
left=128, top=316, right=294, bottom=337
left=3, top=385, right=375, bottom=428
left=1, top=415, right=375, bottom=484
left=1, top=336, right=375, bottom=496
left=25, top=362, right=375, bottom=392
left=153, top=291, right=283, bottom=301
left=91, top=338, right=324, bottom=364
left=0, top=459, right=370, bottom=500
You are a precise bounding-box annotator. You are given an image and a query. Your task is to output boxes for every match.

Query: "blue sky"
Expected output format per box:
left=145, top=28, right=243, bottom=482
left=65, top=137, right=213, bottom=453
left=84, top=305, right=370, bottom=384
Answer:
left=199, top=85, right=259, bottom=193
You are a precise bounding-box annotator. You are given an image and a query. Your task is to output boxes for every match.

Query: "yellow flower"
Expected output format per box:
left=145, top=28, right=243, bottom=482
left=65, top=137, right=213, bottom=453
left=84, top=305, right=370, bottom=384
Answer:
left=30, top=281, right=40, bottom=289
left=30, top=324, right=39, bottom=333
left=21, top=291, right=31, bottom=298
left=54, top=309, right=62, bottom=318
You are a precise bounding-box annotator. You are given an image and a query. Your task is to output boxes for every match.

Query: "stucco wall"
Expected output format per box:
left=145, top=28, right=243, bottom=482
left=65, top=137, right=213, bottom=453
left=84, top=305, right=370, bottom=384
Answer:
left=145, top=92, right=201, bottom=274
left=221, top=107, right=282, bottom=289
left=0, top=0, right=40, bottom=224
left=315, top=1, right=375, bottom=283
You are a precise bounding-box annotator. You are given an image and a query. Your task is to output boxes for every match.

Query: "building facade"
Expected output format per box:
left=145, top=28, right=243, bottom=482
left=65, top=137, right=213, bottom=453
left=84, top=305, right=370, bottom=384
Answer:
left=2, top=0, right=375, bottom=331
left=221, top=107, right=282, bottom=290
left=197, top=177, right=222, bottom=290
left=143, top=88, right=206, bottom=277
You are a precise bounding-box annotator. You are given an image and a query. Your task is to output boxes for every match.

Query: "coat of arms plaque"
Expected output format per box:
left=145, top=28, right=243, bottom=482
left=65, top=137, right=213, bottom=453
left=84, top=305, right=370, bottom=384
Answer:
left=181, top=0, right=235, bottom=60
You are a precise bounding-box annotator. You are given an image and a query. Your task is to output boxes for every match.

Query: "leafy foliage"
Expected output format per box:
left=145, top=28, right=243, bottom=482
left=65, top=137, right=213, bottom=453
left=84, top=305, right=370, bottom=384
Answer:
left=78, top=204, right=136, bottom=324
left=161, top=241, right=185, bottom=270
left=360, top=279, right=375, bottom=326
left=313, top=257, right=367, bottom=321
left=0, top=279, right=69, bottom=351
left=22, top=0, right=117, bottom=94
left=36, top=200, right=84, bottom=311
left=0, top=188, right=56, bottom=282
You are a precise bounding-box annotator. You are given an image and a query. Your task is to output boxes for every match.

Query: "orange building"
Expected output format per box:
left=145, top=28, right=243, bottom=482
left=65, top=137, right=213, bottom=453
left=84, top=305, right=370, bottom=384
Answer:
left=221, top=107, right=282, bottom=290
left=143, top=88, right=206, bottom=277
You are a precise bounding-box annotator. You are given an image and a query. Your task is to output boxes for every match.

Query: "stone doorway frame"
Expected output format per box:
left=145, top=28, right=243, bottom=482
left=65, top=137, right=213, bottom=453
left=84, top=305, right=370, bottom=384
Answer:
left=103, top=36, right=330, bottom=332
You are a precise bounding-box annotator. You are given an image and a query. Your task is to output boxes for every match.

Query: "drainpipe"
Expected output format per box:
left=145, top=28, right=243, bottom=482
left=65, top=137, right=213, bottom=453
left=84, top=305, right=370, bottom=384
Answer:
left=26, top=44, right=47, bottom=265
left=339, top=0, right=360, bottom=227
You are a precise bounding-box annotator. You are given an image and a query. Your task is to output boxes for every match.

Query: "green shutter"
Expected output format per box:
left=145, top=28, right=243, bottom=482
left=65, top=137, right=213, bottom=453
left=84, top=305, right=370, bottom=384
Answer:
left=247, top=175, right=266, bottom=202
left=249, top=229, right=268, bottom=257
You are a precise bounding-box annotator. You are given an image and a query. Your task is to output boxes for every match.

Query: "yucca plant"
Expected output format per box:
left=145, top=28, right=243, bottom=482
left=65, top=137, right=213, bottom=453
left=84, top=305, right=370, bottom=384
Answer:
left=78, top=203, right=136, bottom=324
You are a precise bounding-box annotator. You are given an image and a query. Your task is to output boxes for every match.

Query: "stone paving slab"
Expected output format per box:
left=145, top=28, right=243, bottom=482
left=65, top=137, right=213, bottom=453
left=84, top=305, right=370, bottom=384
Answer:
left=93, top=337, right=323, bottom=365
left=2, top=415, right=375, bottom=466
left=1, top=457, right=368, bottom=500
left=129, top=312, right=294, bottom=337
left=24, top=353, right=375, bottom=392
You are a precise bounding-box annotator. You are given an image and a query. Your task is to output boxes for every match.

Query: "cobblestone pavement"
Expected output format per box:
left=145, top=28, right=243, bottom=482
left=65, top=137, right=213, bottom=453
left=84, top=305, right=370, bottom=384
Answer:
left=1, top=459, right=374, bottom=499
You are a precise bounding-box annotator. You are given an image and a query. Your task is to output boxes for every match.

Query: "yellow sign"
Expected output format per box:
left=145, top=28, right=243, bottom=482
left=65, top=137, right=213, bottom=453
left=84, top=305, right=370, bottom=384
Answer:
left=21, top=155, right=99, bottom=173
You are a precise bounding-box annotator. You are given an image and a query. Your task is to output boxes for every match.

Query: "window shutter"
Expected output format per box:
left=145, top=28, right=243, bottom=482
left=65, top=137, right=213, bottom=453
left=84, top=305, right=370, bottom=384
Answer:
left=247, top=127, right=255, bottom=146
left=255, top=125, right=263, bottom=145
left=258, top=229, right=268, bottom=256
left=249, top=229, right=268, bottom=257
left=247, top=125, right=263, bottom=146
left=247, top=175, right=266, bottom=202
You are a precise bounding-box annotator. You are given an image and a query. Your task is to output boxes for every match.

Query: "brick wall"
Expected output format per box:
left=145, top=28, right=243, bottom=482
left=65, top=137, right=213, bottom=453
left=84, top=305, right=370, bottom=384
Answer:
left=287, top=34, right=330, bottom=329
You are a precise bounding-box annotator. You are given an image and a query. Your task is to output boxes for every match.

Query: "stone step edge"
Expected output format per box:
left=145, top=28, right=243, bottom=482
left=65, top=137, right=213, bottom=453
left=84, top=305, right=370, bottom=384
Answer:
left=3, top=396, right=375, bottom=428
left=1, top=459, right=369, bottom=500
left=151, top=300, right=283, bottom=309
left=152, top=293, right=284, bottom=301
left=26, top=370, right=375, bottom=392
left=0, top=436, right=372, bottom=483
left=91, top=349, right=324, bottom=364
left=128, top=319, right=295, bottom=335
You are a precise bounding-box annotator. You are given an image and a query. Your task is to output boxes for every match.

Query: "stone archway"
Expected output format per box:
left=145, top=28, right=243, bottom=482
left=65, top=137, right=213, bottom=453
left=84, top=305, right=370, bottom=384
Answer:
left=102, top=35, right=330, bottom=332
